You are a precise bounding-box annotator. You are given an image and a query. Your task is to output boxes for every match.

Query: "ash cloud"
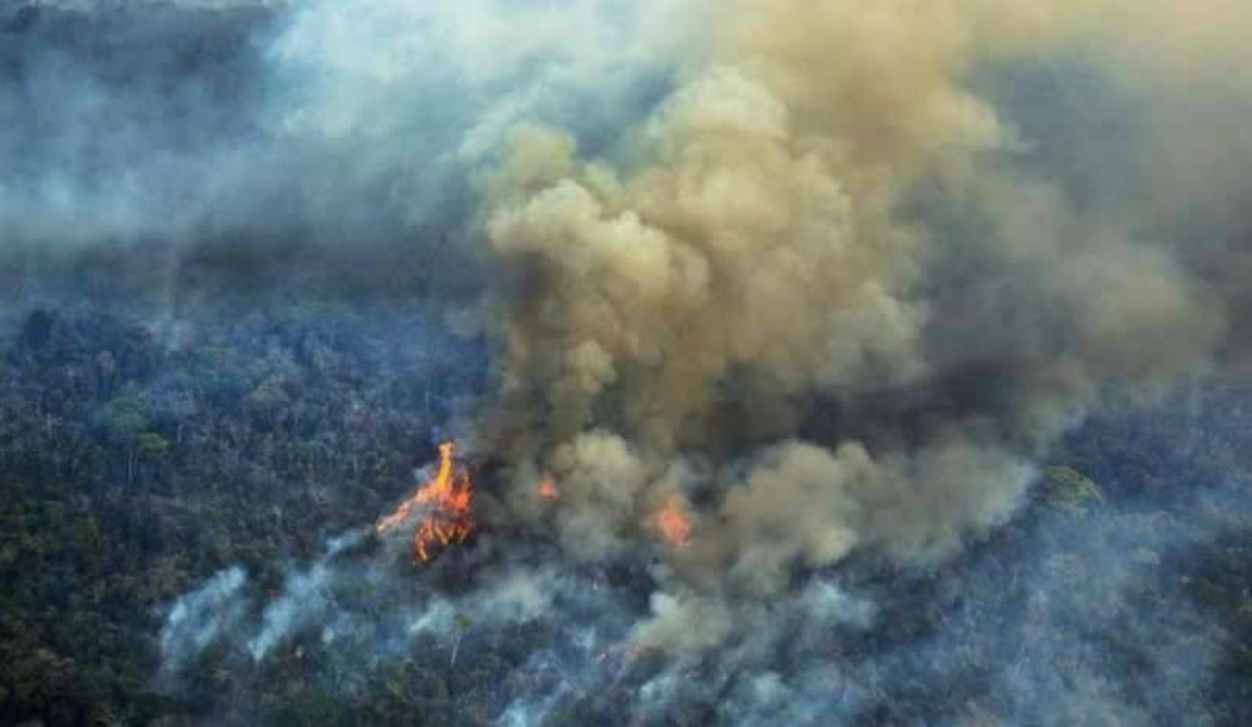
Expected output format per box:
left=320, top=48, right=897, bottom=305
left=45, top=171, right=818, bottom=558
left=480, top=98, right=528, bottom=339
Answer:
left=479, top=0, right=1252, bottom=658
left=17, top=0, right=1250, bottom=722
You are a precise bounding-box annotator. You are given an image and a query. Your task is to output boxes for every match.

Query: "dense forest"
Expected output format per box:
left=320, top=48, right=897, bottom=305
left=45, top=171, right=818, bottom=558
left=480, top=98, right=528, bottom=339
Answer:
left=6, top=0, right=1252, bottom=724
left=0, top=303, right=490, bottom=725
left=1, top=303, right=1249, bottom=725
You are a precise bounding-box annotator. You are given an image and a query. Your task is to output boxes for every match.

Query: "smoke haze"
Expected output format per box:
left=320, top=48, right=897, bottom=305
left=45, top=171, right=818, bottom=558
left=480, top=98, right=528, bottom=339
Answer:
left=6, top=0, right=1252, bottom=723
left=478, top=0, right=1252, bottom=661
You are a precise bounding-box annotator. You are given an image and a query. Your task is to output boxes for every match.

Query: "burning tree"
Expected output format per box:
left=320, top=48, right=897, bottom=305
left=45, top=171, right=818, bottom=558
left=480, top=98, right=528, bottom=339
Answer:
left=376, top=442, right=475, bottom=564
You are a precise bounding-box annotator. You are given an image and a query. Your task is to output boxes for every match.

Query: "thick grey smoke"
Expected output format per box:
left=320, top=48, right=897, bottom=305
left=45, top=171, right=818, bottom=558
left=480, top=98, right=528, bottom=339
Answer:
left=16, top=0, right=1247, bottom=722
left=161, top=438, right=1249, bottom=723
left=477, top=0, right=1252, bottom=659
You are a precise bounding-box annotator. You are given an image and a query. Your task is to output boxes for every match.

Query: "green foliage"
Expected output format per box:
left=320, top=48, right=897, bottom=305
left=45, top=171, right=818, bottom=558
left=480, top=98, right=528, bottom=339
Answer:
left=100, top=393, right=149, bottom=439
left=3, top=305, right=1243, bottom=726
left=137, top=432, right=171, bottom=458
left=0, top=306, right=463, bottom=725
left=265, top=686, right=352, bottom=727
left=1039, top=466, right=1104, bottom=514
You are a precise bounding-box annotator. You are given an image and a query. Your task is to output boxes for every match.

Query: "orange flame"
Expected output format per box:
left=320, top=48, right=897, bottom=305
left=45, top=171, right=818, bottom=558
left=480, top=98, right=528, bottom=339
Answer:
left=655, top=495, right=692, bottom=549
left=376, top=442, right=474, bottom=564
left=537, top=477, right=559, bottom=501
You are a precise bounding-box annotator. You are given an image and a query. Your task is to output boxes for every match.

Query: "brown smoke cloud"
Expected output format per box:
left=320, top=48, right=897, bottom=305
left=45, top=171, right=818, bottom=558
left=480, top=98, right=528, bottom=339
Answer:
left=477, top=0, right=1252, bottom=652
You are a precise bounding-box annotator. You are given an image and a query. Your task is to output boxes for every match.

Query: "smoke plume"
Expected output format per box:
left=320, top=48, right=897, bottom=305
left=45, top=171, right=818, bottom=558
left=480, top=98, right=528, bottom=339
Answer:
left=477, top=0, right=1252, bottom=656
left=11, top=0, right=1252, bottom=723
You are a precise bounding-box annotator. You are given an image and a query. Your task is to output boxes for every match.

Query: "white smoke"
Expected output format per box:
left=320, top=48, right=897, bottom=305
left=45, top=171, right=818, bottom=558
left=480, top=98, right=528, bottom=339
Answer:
left=159, top=565, right=247, bottom=672
left=81, top=0, right=1252, bottom=721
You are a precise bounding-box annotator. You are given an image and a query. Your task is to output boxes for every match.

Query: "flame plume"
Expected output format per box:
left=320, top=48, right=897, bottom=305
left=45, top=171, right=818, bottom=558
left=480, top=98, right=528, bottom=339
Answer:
left=655, top=496, right=692, bottom=549
left=376, top=442, right=474, bottom=564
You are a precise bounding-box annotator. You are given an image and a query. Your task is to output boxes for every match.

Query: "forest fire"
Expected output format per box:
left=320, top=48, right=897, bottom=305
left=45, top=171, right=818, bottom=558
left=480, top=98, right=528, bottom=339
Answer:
left=376, top=442, right=474, bottom=564
left=655, top=496, right=692, bottom=549
left=537, top=478, right=559, bottom=500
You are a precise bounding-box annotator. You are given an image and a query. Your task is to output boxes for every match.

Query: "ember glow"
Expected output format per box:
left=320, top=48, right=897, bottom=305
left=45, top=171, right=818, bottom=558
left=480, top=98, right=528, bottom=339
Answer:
left=654, top=496, right=692, bottom=549
left=376, top=442, right=474, bottom=564
left=537, top=478, right=559, bottom=501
